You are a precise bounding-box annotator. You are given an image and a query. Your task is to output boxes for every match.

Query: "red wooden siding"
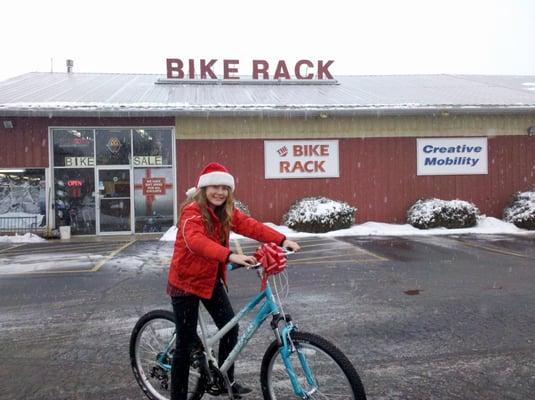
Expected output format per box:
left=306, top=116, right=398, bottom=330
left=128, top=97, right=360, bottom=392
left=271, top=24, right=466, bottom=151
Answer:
left=177, top=136, right=535, bottom=224
left=0, top=117, right=175, bottom=168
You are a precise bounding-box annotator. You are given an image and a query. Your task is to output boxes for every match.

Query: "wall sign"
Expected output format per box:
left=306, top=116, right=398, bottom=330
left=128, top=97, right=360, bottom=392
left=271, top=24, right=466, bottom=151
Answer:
left=417, top=137, right=488, bottom=176
left=264, top=140, right=339, bottom=179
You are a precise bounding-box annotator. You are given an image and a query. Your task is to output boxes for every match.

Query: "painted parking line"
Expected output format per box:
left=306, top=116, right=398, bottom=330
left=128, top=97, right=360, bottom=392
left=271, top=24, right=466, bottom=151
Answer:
left=0, top=240, right=136, bottom=276
left=0, top=242, right=130, bottom=256
left=234, top=237, right=388, bottom=265
left=454, top=238, right=535, bottom=260
left=0, top=244, right=25, bottom=254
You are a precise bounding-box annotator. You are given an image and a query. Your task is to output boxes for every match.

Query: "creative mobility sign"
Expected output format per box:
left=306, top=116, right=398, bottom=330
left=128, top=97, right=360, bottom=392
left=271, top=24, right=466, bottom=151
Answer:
left=417, top=138, right=488, bottom=176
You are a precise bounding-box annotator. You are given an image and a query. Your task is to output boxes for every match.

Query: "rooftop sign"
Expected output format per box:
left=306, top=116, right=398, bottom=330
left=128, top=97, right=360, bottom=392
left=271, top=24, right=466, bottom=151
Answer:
left=166, top=59, right=335, bottom=81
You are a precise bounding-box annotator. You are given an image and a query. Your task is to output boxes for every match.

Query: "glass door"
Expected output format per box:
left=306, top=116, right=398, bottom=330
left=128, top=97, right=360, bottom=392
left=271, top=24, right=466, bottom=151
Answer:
left=96, top=168, right=131, bottom=234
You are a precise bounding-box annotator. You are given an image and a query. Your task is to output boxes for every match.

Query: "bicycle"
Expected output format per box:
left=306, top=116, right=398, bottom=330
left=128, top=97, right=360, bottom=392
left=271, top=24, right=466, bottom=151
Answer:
left=130, top=247, right=367, bottom=400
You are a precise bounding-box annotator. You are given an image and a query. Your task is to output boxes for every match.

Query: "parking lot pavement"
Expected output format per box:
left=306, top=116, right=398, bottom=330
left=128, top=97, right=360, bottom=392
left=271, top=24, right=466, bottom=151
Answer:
left=0, top=239, right=136, bottom=275
left=0, top=234, right=534, bottom=399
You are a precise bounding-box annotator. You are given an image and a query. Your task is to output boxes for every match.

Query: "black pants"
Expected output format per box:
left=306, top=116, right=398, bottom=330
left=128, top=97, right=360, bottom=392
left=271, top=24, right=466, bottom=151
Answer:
left=170, top=281, right=239, bottom=400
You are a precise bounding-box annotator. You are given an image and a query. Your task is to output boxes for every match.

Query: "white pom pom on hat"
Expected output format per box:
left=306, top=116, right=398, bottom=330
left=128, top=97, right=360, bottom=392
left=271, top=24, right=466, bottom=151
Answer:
left=185, top=162, right=235, bottom=197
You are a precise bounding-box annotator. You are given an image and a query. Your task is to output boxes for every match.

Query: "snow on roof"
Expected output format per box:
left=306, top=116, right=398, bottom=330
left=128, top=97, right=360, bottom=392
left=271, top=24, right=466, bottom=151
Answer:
left=1, top=72, right=535, bottom=117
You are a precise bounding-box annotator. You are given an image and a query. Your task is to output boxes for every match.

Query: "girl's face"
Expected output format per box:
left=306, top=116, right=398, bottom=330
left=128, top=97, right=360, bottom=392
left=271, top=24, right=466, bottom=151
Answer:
left=205, top=185, right=229, bottom=208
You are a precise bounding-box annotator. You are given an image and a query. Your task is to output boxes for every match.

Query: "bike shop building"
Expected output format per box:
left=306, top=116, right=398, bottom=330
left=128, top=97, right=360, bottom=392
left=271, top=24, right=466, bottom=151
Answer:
left=0, top=61, right=534, bottom=236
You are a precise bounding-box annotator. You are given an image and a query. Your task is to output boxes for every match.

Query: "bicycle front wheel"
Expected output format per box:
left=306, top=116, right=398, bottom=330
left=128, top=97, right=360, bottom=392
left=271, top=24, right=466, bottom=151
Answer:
left=130, top=309, right=205, bottom=400
left=260, top=331, right=366, bottom=400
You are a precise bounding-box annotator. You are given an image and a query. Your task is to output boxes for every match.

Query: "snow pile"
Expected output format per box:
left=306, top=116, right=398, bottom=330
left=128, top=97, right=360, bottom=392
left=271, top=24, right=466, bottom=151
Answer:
left=0, top=233, right=46, bottom=243
left=160, top=216, right=531, bottom=242
left=503, top=190, right=535, bottom=230
left=161, top=226, right=178, bottom=241
left=282, top=197, right=356, bottom=233
left=234, top=199, right=251, bottom=216
left=407, top=198, right=480, bottom=229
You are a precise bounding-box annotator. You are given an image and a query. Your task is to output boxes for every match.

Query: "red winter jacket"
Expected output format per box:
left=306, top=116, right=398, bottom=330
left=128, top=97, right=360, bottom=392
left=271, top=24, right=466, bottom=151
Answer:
left=167, top=202, right=285, bottom=299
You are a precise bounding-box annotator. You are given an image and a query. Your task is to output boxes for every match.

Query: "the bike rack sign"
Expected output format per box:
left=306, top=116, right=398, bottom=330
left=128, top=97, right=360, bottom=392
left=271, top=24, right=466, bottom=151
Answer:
left=264, top=140, right=339, bottom=179
left=165, top=58, right=335, bottom=81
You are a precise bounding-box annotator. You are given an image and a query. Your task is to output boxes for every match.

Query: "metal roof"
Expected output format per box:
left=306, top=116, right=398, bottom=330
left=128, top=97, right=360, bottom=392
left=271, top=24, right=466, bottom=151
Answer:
left=1, top=72, right=535, bottom=117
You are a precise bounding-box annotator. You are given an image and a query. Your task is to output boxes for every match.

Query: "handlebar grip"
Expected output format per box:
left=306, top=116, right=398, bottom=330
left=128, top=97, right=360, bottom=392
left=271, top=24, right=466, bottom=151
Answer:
left=227, top=262, right=262, bottom=271
left=227, top=263, right=243, bottom=272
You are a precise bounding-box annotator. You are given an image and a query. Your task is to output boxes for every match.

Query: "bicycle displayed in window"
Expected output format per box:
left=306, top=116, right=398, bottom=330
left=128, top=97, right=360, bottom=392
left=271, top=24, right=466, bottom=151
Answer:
left=130, top=249, right=367, bottom=400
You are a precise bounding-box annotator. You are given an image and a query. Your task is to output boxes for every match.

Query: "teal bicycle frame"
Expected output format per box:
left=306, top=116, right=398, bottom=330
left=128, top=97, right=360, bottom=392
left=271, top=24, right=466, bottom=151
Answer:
left=158, top=263, right=318, bottom=399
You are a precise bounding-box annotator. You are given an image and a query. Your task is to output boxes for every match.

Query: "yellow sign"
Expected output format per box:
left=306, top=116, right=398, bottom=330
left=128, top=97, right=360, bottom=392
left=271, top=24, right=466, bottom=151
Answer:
left=65, top=157, right=95, bottom=167
left=133, top=156, right=163, bottom=166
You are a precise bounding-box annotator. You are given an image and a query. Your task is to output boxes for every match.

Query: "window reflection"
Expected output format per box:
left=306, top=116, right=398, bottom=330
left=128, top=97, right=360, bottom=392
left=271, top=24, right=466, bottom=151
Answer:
left=53, top=129, right=95, bottom=167
left=0, top=169, right=46, bottom=229
left=96, top=129, right=131, bottom=165
left=133, top=129, right=172, bottom=166
left=54, top=169, right=95, bottom=234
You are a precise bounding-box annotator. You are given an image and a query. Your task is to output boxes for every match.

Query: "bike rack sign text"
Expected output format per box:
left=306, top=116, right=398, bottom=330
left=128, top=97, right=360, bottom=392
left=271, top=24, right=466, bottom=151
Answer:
left=166, top=59, right=335, bottom=80
left=264, top=140, right=339, bottom=179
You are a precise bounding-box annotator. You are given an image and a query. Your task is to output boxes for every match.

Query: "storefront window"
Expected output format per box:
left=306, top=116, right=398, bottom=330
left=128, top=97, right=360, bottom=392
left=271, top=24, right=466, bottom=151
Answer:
left=133, top=129, right=173, bottom=166
left=50, top=127, right=174, bottom=235
left=96, top=129, right=131, bottom=165
left=53, top=129, right=95, bottom=167
left=54, top=169, right=95, bottom=234
left=0, top=169, right=46, bottom=229
left=134, top=168, right=174, bottom=232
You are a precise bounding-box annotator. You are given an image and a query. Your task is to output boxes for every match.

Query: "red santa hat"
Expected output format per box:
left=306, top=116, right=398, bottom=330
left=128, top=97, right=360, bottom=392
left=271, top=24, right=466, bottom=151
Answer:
left=186, top=162, right=235, bottom=198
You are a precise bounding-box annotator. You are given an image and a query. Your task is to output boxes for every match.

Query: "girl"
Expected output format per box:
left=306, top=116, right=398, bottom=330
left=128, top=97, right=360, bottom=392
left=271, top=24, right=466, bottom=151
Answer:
left=167, top=162, right=300, bottom=400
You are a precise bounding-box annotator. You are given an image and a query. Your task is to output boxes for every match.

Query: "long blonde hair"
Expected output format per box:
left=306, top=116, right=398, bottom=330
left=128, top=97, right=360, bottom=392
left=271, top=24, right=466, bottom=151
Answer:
left=178, top=187, right=234, bottom=243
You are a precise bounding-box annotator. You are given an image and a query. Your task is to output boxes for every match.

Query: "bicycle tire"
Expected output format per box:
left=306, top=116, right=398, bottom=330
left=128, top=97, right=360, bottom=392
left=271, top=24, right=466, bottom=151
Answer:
left=130, top=309, right=206, bottom=400
left=260, top=331, right=366, bottom=400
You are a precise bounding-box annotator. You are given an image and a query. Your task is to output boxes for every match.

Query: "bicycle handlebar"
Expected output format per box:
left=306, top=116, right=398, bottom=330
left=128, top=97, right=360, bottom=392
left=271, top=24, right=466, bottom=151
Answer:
left=227, top=247, right=294, bottom=272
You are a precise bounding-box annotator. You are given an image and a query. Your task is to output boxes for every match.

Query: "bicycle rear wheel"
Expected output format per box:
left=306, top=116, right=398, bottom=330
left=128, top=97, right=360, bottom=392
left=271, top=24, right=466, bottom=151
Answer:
left=130, top=309, right=206, bottom=400
left=260, top=331, right=366, bottom=399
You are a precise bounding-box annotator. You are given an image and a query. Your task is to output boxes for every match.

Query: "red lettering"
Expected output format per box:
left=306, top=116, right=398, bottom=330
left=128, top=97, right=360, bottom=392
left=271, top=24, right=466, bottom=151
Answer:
left=293, top=145, right=303, bottom=156
left=320, top=145, right=329, bottom=156
left=304, top=161, right=315, bottom=172
left=166, top=58, right=184, bottom=79
left=200, top=59, right=217, bottom=79
left=292, top=161, right=304, bottom=173
left=223, top=59, right=239, bottom=79
left=317, top=60, right=334, bottom=80
left=280, top=161, right=290, bottom=173
left=252, top=60, right=269, bottom=79
left=315, top=160, right=326, bottom=172
left=295, top=60, right=313, bottom=79
left=273, top=60, right=290, bottom=80
left=188, top=59, right=195, bottom=79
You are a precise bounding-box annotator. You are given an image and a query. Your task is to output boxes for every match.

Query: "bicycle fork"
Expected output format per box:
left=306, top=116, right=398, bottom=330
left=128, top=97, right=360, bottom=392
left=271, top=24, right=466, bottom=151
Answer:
left=271, top=315, right=318, bottom=399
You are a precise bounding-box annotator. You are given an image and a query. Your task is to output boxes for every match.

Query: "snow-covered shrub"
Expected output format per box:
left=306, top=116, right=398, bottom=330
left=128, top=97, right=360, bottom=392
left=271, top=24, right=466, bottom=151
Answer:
left=234, top=199, right=251, bottom=216
left=407, top=198, right=480, bottom=229
left=282, top=197, right=356, bottom=233
left=503, top=190, right=535, bottom=230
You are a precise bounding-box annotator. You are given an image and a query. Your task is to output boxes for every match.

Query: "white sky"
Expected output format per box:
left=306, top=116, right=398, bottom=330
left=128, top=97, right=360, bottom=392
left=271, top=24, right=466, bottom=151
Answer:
left=1, top=0, right=534, bottom=82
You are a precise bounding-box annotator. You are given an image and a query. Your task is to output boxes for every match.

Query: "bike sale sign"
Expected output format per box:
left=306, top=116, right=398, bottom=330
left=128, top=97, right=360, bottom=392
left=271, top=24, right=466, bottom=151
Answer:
left=264, top=140, right=339, bottom=179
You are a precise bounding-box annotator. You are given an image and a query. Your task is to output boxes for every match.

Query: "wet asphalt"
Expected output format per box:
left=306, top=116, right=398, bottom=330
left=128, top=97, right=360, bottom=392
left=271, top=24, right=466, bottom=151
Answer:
left=0, top=233, right=534, bottom=399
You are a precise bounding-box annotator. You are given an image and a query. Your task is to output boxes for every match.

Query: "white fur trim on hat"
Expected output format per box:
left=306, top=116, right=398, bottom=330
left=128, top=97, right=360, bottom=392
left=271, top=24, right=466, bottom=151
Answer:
left=185, top=186, right=199, bottom=198
left=197, top=171, right=235, bottom=192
